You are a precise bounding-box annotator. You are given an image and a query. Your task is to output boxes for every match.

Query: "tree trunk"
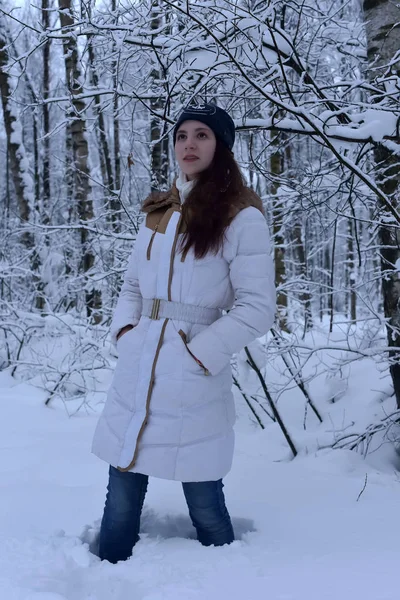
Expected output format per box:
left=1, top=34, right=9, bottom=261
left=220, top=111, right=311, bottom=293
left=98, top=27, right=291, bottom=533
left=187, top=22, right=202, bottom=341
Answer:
left=292, top=216, right=313, bottom=335
left=88, top=42, right=114, bottom=194
left=84, top=1, right=119, bottom=231
left=150, top=0, right=169, bottom=191
left=269, top=128, right=287, bottom=329
left=0, top=32, right=33, bottom=247
left=111, top=0, right=121, bottom=202
left=363, top=0, right=400, bottom=407
left=42, top=0, right=51, bottom=221
left=347, top=218, right=357, bottom=322
left=58, top=0, right=102, bottom=322
left=329, top=218, right=338, bottom=333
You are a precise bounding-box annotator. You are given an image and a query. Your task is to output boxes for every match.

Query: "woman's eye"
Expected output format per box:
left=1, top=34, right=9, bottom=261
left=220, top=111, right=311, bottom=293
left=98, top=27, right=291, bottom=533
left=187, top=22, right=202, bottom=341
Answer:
left=177, top=132, right=207, bottom=141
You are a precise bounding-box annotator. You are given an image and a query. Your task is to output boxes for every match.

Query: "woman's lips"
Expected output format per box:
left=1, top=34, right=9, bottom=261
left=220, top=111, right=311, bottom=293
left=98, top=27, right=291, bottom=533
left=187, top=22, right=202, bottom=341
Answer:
left=184, top=157, right=199, bottom=162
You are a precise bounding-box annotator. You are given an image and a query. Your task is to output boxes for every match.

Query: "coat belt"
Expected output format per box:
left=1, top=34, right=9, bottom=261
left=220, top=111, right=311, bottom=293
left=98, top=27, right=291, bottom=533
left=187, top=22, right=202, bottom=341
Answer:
left=141, top=298, right=222, bottom=326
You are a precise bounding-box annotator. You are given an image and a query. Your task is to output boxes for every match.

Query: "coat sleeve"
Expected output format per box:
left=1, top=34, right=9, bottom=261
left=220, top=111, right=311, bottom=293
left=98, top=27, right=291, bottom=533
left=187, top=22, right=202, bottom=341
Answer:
left=109, top=239, right=143, bottom=347
left=186, top=207, right=276, bottom=376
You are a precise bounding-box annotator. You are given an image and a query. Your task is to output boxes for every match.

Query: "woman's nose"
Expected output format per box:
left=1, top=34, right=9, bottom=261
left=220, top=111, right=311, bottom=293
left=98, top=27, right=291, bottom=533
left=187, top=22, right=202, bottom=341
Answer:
left=185, top=137, right=197, bottom=149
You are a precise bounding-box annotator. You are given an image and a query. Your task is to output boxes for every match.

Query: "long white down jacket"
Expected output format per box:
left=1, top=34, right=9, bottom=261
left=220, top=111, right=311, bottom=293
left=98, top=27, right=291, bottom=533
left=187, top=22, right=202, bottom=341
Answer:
left=91, top=177, right=276, bottom=482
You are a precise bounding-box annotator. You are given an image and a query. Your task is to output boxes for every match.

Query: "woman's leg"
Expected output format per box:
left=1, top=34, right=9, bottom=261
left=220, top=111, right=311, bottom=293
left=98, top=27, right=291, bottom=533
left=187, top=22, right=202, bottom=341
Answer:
left=182, top=479, right=235, bottom=547
left=98, top=465, right=149, bottom=563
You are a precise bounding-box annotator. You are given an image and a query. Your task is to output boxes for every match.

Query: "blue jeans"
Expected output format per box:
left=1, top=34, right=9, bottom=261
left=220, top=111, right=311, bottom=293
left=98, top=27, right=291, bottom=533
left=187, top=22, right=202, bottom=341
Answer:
left=99, top=465, right=235, bottom=563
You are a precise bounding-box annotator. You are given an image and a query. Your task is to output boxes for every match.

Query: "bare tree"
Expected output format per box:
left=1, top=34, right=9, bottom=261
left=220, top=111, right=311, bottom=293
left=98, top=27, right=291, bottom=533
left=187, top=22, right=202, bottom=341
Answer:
left=149, top=0, right=170, bottom=190
left=58, top=0, right=102, bottom=322
left=363, top=0, right=400, bottom=407
left=269, top=127, right=287, bottom=329
left=41, top=0, right=51, bottom=220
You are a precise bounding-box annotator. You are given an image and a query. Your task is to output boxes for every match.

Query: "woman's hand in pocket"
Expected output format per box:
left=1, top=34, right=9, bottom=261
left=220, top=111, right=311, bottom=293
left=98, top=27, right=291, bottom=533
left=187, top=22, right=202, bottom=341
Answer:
left=116, top=324, right=135, bottom=342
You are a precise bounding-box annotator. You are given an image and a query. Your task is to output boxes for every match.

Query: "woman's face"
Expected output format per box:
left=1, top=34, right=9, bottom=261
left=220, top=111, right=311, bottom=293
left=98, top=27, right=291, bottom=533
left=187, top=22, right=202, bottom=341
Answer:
left=174, top=120, right=217, bottom=180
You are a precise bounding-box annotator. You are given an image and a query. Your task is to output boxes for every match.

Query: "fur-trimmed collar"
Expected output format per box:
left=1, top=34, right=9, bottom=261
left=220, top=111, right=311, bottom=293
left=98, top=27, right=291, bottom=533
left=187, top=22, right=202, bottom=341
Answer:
left=141, top=181, right=181, bottom=214
left=141, top=179, right=265, bottom=220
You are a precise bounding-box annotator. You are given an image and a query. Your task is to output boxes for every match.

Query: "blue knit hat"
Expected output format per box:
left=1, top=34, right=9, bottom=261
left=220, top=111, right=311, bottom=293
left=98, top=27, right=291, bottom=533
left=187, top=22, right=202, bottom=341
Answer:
left=173, top=102, right=235, bottom=150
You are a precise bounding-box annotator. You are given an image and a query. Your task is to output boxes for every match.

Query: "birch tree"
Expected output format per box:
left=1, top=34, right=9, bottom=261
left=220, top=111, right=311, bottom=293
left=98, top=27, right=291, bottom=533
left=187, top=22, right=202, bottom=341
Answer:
left=0, top=25, right=33, bottom=247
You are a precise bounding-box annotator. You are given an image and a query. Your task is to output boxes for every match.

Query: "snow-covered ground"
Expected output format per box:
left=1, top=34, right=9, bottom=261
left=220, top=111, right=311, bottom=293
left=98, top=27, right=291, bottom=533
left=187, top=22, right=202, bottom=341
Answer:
left=1, top=320, right=400, bottom=600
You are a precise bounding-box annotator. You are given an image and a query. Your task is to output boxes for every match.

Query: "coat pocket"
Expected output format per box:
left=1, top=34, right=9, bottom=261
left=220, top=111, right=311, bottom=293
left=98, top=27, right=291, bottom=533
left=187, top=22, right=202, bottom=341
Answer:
left=116, top=325, right=137, bottom=351
left=178, top=329, right=211, bottom=376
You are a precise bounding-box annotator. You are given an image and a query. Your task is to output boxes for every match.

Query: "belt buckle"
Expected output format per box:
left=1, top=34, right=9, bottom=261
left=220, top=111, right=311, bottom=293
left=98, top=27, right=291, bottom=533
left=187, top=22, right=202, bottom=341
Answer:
left=150, top=298, right=161, bottom=320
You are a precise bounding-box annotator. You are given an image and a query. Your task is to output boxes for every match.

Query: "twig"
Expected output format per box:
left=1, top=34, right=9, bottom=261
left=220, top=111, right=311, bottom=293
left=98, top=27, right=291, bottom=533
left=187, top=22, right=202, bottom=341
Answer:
left=271, top=328, right=323, bottom=423
left=244, top=346, right=298, bottom=457
left=232, top=374, right=265, bottom=429
left=45, top=372, right=68, bottom=406
left=356, top=474, right=368, bottom=502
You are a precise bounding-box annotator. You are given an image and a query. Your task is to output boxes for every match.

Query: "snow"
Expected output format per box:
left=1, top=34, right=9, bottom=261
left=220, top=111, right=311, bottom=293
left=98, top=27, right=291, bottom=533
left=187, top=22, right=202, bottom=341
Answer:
left=1, top=321, right=400, bottom=599
left=321, top=108, right=398, bottom=143
left=238, top=108, right=399, bottom=148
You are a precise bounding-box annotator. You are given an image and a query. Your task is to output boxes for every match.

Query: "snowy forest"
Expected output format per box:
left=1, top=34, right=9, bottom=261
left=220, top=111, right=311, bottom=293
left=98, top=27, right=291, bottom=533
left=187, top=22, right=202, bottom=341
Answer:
left=2, top=0, right=399, bottom=446
left=1, top=1, right=400, bottom=597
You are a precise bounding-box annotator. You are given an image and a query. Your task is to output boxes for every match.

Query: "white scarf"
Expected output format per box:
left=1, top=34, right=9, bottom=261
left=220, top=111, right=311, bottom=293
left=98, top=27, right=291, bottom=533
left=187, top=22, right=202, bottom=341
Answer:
left=175, top=171, right=196, bottom=204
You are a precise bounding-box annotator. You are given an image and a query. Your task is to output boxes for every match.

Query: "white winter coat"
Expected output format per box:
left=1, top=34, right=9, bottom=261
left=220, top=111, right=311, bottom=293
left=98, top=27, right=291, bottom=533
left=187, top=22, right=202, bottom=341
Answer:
left=91, top=177, right=276, bottom=482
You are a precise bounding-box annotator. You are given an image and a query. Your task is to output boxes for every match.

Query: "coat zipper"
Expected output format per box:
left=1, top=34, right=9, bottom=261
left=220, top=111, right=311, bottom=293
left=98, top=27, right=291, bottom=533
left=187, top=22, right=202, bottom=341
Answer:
left=118, top=210, right=183, bottom=472
left=117, top=318, right=169, bottom=472
left=146, top=222, right=159, bottom=260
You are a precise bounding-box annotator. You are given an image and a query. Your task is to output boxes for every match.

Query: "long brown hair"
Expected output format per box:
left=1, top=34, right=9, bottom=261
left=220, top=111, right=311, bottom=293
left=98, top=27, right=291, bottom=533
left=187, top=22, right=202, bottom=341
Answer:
left=177, top=140, right=257, bottom=260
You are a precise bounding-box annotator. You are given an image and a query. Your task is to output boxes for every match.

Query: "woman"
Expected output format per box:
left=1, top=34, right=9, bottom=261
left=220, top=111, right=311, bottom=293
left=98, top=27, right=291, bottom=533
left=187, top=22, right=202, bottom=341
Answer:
left=92, top=102, right=276, bottom=563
